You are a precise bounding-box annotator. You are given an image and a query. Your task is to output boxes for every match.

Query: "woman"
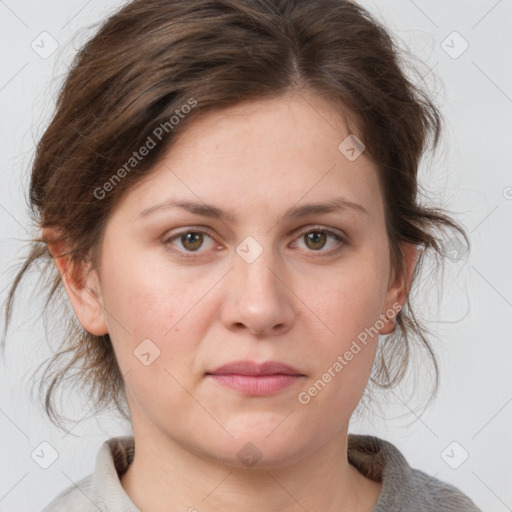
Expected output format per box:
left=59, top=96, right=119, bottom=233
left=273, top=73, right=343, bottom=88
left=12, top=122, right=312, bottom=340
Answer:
left=2, top=0, right=481, bottom=510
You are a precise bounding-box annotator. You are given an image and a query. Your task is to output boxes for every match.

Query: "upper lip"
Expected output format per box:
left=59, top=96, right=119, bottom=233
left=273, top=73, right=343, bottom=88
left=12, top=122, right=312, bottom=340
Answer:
left=207, top=360, right=304, bottom=376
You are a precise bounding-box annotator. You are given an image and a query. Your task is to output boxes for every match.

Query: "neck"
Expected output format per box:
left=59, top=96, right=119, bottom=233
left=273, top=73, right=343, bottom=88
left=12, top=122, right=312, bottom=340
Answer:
left=120, top=423, right=381, bottom=512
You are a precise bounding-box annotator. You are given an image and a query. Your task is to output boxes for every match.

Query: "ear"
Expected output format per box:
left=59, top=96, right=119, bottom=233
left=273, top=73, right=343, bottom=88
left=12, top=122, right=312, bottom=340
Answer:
left=379, top=242, right=420, bottom=335
left=43, top=227, right=108, bottom=336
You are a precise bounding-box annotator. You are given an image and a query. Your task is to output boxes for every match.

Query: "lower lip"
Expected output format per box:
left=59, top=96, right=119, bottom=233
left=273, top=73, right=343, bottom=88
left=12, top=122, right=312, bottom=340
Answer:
left=207, top=374, right=303, bottom=395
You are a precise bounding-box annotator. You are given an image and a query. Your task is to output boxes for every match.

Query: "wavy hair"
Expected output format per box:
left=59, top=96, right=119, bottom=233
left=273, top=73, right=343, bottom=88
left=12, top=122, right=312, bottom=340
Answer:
left=2, top=0, right=469, bottom=429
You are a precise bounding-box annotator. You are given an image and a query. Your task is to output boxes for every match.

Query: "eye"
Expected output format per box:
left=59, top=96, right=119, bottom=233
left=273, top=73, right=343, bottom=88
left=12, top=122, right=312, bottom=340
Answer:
left=162, top=226, right=347, bottom=258
left=162, top=229, right=217, bottom=256
left=291, top=227, right=346, bottom=255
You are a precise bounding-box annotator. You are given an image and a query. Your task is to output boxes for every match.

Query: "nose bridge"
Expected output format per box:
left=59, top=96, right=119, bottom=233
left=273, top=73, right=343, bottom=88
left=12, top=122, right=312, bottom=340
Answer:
left=224, top=235, right=294, bottom=334
left=235, top=236, right=282, bottom=299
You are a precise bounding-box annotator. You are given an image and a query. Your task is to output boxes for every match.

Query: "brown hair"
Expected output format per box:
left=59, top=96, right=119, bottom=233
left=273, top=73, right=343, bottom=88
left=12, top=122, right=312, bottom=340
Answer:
left=2, top=0, right=469, bottom=429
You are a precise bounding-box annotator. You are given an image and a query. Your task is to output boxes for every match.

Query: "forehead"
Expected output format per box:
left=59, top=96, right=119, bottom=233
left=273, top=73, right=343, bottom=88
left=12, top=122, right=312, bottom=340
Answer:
left=118, top=91, right=383, bottom=224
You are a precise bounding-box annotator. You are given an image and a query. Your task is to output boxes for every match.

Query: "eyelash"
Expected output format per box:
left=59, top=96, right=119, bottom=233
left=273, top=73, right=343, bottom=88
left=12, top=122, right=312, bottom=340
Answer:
left=161, top=226, right=347, bottom=259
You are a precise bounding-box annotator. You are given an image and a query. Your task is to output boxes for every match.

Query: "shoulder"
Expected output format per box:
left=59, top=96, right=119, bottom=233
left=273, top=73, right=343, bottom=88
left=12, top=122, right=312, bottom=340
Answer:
left=347, top=433, right=482, bottom=512
left=405, top=466, right=482, bottom=512
left=40, top=474, right=101, bottom=512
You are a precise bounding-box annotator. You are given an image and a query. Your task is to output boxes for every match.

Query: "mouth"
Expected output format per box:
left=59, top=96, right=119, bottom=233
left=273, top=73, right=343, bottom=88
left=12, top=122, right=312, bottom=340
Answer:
left=206, top=360, right=305, bottom=396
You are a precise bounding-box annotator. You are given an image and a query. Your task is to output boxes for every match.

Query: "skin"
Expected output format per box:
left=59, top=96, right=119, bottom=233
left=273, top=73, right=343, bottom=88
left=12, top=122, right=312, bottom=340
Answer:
left=45, top=89, right=418, bottom=512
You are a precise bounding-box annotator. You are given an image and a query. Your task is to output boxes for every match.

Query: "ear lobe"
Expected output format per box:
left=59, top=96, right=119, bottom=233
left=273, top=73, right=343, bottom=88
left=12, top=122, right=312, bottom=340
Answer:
left=43, top=228, right=108, bottom=336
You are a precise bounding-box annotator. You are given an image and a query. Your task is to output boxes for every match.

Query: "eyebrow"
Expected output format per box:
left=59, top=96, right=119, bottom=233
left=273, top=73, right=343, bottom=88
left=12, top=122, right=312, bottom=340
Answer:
left=137, top=197, right=369, bottom=223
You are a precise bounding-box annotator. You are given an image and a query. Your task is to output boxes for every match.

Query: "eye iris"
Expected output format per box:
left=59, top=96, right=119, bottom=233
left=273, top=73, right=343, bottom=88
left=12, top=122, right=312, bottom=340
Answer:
left=176, top=231, right=332, bottom=252
left=182, top=232, right=203, bottom=251
left=305, top=231, right=326, bottom=250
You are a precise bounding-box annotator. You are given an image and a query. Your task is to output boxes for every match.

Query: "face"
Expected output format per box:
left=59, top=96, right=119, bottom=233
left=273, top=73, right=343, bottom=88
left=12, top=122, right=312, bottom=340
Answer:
left=58, top=90, right=414, bottom=468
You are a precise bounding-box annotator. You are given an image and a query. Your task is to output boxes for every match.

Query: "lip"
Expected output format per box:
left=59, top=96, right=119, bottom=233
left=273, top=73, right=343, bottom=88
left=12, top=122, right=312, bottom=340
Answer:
left=206, top=360, right=305, bottom=396
left=208, top=374, right=303, bottom=395
left=207, top=360, right=304, bottom=376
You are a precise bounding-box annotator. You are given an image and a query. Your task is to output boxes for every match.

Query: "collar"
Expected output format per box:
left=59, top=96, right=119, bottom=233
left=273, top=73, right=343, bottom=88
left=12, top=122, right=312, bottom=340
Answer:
left=91, top=433, right=412, bottom=511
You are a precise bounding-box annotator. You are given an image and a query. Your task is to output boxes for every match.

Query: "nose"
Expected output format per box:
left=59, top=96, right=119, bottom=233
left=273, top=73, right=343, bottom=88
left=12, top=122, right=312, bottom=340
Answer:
left=220, top=245, right=295, bottom=337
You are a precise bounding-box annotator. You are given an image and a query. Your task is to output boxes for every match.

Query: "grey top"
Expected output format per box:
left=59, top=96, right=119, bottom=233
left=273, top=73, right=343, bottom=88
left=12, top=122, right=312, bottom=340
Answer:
left=41, top=434, right=482, bottom=511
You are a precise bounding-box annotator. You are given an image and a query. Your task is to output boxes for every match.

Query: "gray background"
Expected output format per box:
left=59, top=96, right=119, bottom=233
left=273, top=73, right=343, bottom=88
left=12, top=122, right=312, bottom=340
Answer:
left=0, top=0, right=511, bottom=510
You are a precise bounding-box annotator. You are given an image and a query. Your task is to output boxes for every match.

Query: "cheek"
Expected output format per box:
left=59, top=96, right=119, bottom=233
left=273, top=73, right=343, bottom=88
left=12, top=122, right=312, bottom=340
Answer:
left=304, top=259, right=387, bottom=394
left=101, top=253, right=192, bottom=336
left=320, top=261, right=388, bottom=341
left=100, top=260, right=208, bottom=421
left=298, top=289, right=381, bottom=424
left=99, top=256, right=218, bottom=379
left=100, top=261, right=169, bottom=337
